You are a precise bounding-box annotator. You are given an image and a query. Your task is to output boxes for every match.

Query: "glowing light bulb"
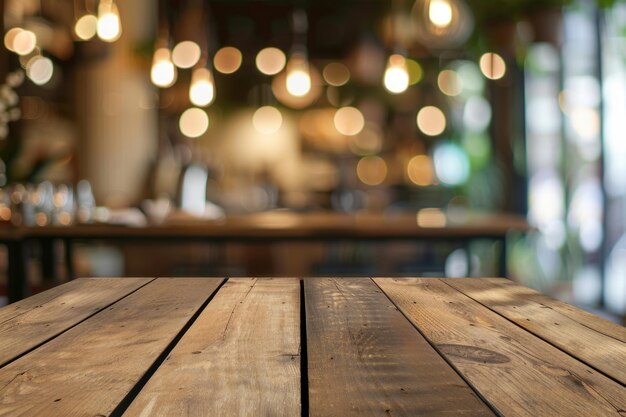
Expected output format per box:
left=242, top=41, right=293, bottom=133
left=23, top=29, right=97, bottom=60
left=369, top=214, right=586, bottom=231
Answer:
left=27, top=56, right=54, bottom=86
left=286, top=55, right=311, bottom=97
left=13, top=30, right=37, bottom=56
left=151, top=48, right=177, bottom=88
left=97, top=1, right=122, bottom=42
left=74, top=14, right=98, bottom=41
left=429, top=0, right=453, bottom=28
left=383, top=54, right=409, bottom=94
left=189, top=67, right=215, bottom=107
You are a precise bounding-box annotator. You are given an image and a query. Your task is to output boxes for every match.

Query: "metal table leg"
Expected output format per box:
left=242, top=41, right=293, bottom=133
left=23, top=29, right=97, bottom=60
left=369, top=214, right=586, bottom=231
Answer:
left=8, top=239, right=27, bottom=303
left=498, top=236, right=508, bottom=278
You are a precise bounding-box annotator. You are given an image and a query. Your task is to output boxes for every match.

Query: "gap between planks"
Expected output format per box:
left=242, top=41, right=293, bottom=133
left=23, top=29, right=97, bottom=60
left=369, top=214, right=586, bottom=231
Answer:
left=370, top=278, right=505, bottom=417
left=0, top=278, right=157, bottom=369
left=109, top=277, right=229, bottom=417
left=375, top=278, right=626, bottom=417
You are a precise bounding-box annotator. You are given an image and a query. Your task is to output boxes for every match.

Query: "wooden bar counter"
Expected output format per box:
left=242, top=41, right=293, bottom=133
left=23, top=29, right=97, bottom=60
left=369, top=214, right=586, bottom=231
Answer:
left=3, top=211, right=531, bottom=302
left=0, top=277, right=623, bottom=416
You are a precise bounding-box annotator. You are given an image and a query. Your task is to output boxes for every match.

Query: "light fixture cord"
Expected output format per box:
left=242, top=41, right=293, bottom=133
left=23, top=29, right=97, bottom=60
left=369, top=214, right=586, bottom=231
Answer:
left=290, top=9, right=308, bottom=55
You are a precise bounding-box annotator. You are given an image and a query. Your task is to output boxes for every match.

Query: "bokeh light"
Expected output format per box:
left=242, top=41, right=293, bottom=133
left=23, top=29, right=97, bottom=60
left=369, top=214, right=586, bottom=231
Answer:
left=252, top=106, right=283, bottom=134
left=323, top=62, right=350, bottom=86
left=334, top=106, right=365, bottom=136
left=286, top=68, right=311, bottom=97
left=74, top=15, right=98, bottom=41
left=438, top=69, right=463, bottom=96
left=13, top=30, right=37, bottom=55
left=433, top=142, right=470, bottom=186
left=97, top=1, right=122, bottom=42
left=479, top=52, right=506, bottom=80
left=179, top=108, right=209, bottom=138
left=570, top=107, right=600, bottom=140
left=407, top=155, right=435, bottom=186
left=271, top=65, right=322, bottom=109
left=151, top=48, right=177, bottom=88
left=429, top=0, right=453, bottom=28
left=357, top=156, right=387, bottom=186
left=172, top=41, right=201, bottom=69
left=27, top=56, right=54, bottom=86
left=214, top=46, right=242, bottom=74
left=407, top=59, right=423, bottom=85
left=455, top=61, right=484, bottom=95
left=417, top=208, right=447, bottom=228
left=463, top=96, right=492, bottom=132
left=4, top=27, right=23, bottom=52
left=189, top=67, right=215, bottom=106
left=256, top=47, right=286, bottom=75
left=417, top=106, right=446, bottom=136
left=529, top=171, right=565, bottom=227
left=383, top=54, right=409, bottom=94
left=286, top=55, right=312, bottom=97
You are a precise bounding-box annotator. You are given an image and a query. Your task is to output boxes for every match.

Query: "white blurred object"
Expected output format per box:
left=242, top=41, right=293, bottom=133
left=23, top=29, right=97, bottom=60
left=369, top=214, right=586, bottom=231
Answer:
left=445, top=248, right=468, bottom=277
left=77, top=179, right=95, bottom=223
left=181, top=164, right=207, bottom=216
left=605, top=235, right=626, bottom=315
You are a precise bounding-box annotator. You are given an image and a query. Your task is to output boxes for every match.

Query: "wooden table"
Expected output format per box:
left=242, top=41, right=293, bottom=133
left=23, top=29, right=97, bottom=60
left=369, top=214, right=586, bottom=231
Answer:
left=5, top=211, right=531, bottom=302
left=0, top=277, right=623, bottom=416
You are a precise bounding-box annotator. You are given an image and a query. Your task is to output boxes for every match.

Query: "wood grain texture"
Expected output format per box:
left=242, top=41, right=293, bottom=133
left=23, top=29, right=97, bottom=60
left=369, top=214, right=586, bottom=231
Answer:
left=0, top=278, right=223, bottom=417
left=123, top=278, right=300, bottom=417
left=375, top=278, right=626, bottom=417
left=305, top=278, right=495, bottom=417
left=445, top=278, right=626, bottom=384
left=0, top=277, right=153, bottom=367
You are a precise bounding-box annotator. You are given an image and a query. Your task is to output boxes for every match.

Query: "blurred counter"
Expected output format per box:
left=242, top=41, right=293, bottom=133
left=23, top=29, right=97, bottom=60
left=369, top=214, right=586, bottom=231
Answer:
left=1, top=210, right=531, bottom=303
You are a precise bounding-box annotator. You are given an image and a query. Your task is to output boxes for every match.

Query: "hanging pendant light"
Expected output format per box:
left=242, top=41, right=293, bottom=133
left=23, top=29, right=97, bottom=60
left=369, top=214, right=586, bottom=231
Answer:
left=189, top=67, right=215, bottom=107
left=383, top=54, right=410, bottom=94
left=285, top=52, right=311, bottom=97
left=412, top=0, right=473, bottom=50
left=151, top=47, right=177, bottom=88
left=97, top=0, right=122, bottom=42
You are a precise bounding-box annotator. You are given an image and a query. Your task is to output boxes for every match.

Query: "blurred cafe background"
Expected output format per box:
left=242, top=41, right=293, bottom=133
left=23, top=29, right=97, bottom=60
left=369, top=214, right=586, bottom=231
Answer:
left=0, top=0, right=625, bottom=322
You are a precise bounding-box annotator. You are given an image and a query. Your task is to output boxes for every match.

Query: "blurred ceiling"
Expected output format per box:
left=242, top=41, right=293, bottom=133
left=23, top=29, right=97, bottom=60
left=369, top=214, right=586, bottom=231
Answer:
left=167, top=0, right=389, bottom=59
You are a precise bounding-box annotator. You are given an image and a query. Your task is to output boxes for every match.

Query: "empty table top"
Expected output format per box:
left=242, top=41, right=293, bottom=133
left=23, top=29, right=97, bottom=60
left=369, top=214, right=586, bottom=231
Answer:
left=0, top=277, right=623, bottom=416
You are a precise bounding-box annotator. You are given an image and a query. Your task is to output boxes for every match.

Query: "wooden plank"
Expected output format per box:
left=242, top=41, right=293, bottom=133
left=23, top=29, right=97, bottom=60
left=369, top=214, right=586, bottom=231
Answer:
left=445, top=278, right=626, bottom=384
left=0, top=277, right=223, bottom=417
left=305, top=278, right=495, bottom=417
left=375, top=278, right=626, bottom=417
left=123, top=278, right=300, bottom=417
left=460, top=278, right=626, bottom=343
left=0, top=278, right=153, bottom=367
